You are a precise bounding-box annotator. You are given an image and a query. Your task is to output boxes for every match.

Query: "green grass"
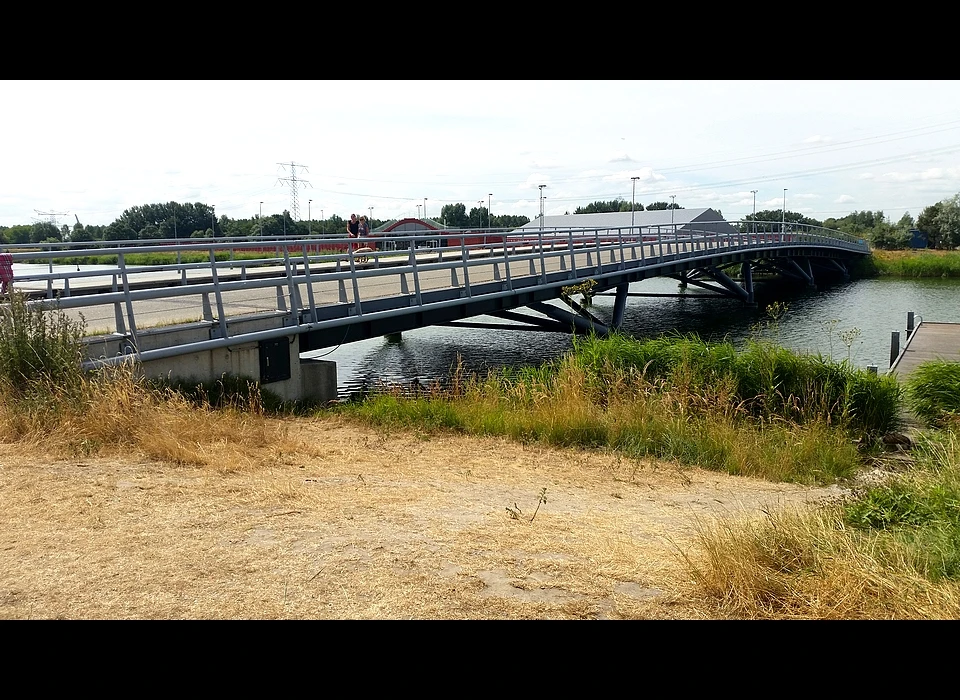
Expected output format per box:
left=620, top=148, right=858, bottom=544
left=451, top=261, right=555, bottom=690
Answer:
left=904, top=360, right=960, bottom=428
left=335, top=334, right=898, bottom=485
left=869, top=250, right=960, bottom=278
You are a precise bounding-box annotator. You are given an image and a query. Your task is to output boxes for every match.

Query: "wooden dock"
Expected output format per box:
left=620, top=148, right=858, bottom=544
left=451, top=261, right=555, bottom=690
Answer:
left=887, top=319, right=960, bottom=431
left=889, top=321, right=960, bottom=380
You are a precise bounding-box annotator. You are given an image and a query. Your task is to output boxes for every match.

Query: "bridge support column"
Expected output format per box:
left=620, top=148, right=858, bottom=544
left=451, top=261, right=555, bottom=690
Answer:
left=741, top=261, right=755, bottom=305
left=612, top=283, right=629, bottom=330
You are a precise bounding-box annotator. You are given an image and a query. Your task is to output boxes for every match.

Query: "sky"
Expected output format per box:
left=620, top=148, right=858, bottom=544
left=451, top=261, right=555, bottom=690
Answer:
left=3, top=79, right=960, bottom=230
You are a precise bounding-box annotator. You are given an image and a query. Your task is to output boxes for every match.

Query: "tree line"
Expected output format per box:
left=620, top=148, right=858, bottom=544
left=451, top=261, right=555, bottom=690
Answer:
left=0, top=201, right=535, bottom=245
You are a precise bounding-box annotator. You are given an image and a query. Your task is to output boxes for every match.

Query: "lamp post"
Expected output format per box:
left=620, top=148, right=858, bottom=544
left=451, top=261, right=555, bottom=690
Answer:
left=631, top=176, right=639, bottom=228
left=321, top=209, right=324, bottom=235
left=423, top=198, right=427, bottom=220
left=488, top=193, right=493, bottom=228
left=369, top=206, right=373, bottom=227
left=259, top=202, right=263, bottom=237
left=478, top=200, right=484, bottom=228
left=750, top=190, right=757, bottom=234
left=782, top=188, right=788, bottom=235
left=211, top=206, right=215, bottom=237
left=670, top=195, right=676, bottom=228
left=538, top=184, right=546, bottom=231
left=308, top=199, right=312, bottom=236
left=416, top=204, right=421, bottom=219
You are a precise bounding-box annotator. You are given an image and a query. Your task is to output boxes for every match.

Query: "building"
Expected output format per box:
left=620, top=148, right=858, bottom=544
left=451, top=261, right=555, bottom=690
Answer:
left=518, top=207, right=738, bottom=235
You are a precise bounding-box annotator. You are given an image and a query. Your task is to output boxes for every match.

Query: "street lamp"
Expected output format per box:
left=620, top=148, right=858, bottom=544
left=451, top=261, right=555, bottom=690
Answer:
left=670, top=195, right=676, bottom=227
left=478, top=200, right=484, bottom=228
left=308, top=199, right=312, bottom=236
left=538, top=184, right=546, bottom=231
left=259, top=202, right=263, bottom=237
left=321, top=209, right=324, bottom=235
left=423, top=198, right=427, bottom=220
left=211, top=206, right=215, bottom=237
left=368, top=206, right=373, bottom=226
left=750, top=190, right=757, bottom=233
left=782, top=188, right=788, bottom=235
left=631, top=176, right=640, bottom=228
left=416, top=204, right=421, bottom=219
left=488, top=193, right=493, bottom=228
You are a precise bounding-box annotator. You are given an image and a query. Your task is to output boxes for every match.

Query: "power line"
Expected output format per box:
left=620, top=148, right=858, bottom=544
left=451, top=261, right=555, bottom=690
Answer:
left=33, top=209, right=70, bottom=227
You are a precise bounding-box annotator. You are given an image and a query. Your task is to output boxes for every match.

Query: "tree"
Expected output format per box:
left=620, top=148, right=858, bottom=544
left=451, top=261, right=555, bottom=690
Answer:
left=139, top=224, right=162, bottom=240
left=6, top=225, right=32, bottom=244
left=870, top=222, right=910, bottom=250
left=439, top=203, right=469, bottom=229
left=71, top=222, right=93, bottom=243
left=575, top=199, right=636, bottom=214
left=896, top=212, right=915, bottom=230
left=916, top=202, right=943, bottom=248
left=30, top=222, right=61, bottom=243
left=935, top=195, right=960, bottom=249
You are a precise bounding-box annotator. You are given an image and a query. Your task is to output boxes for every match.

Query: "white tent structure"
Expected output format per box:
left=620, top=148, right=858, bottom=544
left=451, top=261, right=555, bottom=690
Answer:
left=518, top=207, right=738, bottom=235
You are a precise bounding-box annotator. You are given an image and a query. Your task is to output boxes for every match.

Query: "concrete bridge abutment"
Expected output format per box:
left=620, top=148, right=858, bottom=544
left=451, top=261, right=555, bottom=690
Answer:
left=83, top=313, right=338, bottom=405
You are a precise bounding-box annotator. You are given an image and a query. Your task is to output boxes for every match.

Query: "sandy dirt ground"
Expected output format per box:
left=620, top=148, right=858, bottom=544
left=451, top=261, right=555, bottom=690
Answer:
left=0, top=417, right=849, bottom=619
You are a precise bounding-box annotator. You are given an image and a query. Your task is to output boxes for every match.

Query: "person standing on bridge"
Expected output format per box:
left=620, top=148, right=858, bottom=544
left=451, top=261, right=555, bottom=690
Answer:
left=0, top=251, right=13, bottom=294
left=346, top=214, right=360, bottom=252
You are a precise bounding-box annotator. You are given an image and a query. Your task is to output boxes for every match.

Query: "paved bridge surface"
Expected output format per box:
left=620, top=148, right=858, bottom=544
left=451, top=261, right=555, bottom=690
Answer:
left=5, top=220, right=869, bottom=369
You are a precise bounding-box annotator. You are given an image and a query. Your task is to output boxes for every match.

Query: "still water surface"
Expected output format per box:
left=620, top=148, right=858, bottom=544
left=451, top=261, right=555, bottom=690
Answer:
left=310, top=276, right=960, bottom=399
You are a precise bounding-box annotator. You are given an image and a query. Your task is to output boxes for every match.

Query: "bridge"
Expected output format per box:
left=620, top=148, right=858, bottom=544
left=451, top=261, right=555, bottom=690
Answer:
left=5, top=219, right=869, bottom=403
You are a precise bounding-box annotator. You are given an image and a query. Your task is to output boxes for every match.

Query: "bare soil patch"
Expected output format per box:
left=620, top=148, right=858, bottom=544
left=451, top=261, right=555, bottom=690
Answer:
left=0, top=416, right=848, bottom=619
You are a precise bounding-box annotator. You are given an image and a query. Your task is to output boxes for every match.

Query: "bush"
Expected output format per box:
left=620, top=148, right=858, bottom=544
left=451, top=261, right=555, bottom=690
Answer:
left=0, top=290, right=86, bottom=398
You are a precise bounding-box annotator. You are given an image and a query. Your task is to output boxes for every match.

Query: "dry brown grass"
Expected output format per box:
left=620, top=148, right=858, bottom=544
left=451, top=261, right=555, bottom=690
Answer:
left=0, top=404, right=846, bottom=619
left=685, top=505, right=960, bottom=619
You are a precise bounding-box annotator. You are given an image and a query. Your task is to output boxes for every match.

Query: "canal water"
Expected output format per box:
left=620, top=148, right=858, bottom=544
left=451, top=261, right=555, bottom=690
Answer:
left=310, top=276, right=960, bottom=399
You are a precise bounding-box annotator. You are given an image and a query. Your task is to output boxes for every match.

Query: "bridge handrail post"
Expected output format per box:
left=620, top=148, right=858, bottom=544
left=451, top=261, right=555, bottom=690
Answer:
left=281, top=244, right=301, bottom=325
left=300, top=244, right=318, bottom=323
left=348, top=246, right=363, bottom=316
left=409, top=243, right=423, bottom=305
left=502, top=231, right=513, bottom=290
left=538, top=231, right=547, bottom=281
left=617, top=227, right=625, bottom=270
left=593, top=229, right=601, bottom=273
left=460, top=235, right=471, bottom=297
left=116, top=252, right=140, bottom=350
left=208, top=248, right=229, bottom=340
left=658, top=226, right=664, bottom=260
left=568, top=230, right=576, bottom=278
left=110, top=272, right=126, bottom=335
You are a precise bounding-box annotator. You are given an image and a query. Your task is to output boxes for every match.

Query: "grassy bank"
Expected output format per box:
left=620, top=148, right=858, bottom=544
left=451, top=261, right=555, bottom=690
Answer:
left=868, top=249, right=960, bottom=278
left=337, top=333, right=901, bottom=485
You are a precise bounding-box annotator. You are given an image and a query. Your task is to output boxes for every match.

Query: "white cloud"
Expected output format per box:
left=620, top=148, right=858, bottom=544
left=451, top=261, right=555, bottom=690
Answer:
left=601, top=167, right=665, bottom=184
left=529, top=159, right=563, bottom=170
left=877, top=167, right=960, bottom=182
left=836, top=195, right=856, bottom=203
left=607, top=153, right=636, bottom=163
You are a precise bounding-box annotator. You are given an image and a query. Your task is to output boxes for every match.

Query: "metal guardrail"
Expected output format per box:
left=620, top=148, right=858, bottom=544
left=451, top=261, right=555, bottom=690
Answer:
left=4, top=221, right=869, bottom=366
